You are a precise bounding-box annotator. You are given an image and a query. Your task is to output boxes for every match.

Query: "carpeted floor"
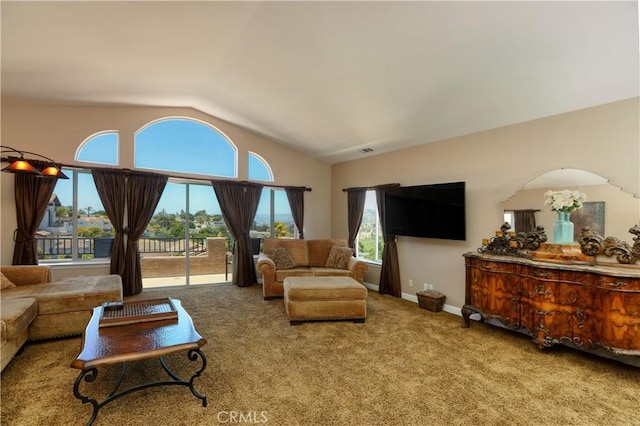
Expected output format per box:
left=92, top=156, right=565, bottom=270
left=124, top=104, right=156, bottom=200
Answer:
left=1, top=284, right=639, bottom=426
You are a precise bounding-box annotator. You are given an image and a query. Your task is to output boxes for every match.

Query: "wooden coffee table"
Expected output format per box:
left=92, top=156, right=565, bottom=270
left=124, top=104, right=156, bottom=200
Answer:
left=71, top=298, right=207, bottom=426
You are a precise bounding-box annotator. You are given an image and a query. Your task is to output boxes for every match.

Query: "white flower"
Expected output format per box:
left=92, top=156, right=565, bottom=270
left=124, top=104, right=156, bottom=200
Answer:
left=544, top=190, right=587, bottom=213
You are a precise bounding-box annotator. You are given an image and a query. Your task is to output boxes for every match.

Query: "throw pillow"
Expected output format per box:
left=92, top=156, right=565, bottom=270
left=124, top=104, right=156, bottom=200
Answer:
left=265, top=247, right=297, bottom=270
left=325, top=246, right=354, bottom=269
left=1, top=272, right=16, bottom=290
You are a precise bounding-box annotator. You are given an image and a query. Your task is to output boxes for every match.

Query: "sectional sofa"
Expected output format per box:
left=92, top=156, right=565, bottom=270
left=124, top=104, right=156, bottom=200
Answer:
left=0, top=265, right=122, bottom=372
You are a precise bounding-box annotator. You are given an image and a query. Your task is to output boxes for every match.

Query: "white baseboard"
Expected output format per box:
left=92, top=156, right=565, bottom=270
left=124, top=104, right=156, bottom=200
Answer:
left=363, top=281, right=462, bottom=317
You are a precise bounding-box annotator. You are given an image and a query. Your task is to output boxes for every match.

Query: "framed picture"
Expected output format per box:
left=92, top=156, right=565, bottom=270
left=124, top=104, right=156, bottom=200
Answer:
left=572, top=201, right=605, bottom=240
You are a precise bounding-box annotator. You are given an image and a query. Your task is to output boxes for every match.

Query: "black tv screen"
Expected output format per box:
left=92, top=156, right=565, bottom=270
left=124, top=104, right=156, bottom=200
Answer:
left=384, top=182, right=466, bottom=241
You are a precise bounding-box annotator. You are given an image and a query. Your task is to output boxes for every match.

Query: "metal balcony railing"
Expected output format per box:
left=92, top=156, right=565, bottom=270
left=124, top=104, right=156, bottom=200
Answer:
left=35, top=237, right=210, bottom=260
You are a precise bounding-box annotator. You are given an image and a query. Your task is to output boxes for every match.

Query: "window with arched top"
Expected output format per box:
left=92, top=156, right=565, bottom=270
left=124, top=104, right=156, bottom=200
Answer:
left=43, top=115, right=295, bottom=270
left=134, top=117, right=237, bottom=177
left=248, top=152, right=274, bottom=182
left=247, top=152, right=296, bottom=238
left=76, top=131, right=119, bottom=165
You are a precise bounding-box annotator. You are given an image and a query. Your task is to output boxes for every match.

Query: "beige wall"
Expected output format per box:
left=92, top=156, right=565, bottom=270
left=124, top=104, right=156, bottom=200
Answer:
left=2, top=98, right=638, bottom=312
left=331, top=98, right=640, bottom=310
left=0, top=99, right=332, bottom=266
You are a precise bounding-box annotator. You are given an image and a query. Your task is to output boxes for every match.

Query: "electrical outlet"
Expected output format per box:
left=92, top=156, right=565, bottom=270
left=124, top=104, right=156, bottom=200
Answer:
left=429, top=284, right=434, bottom=291
left=423, top=283, right=429, bottom=291
left=409, top=279, right=413, bottom=287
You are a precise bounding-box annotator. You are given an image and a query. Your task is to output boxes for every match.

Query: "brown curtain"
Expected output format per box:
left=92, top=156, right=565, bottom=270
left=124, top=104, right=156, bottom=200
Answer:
left=122, top=172, right=167, bottom=296
left=346, top=188, right=367, bottom=250
left=11, top=160, right=59, bottom=265
left=514, top=209, right=538, bottom=233
left=285, top=186, right=305, bottom=239
left=212, top=180, right=264, bottom=287
left=91, top=169, right=127, bottom=277
left=375, top=184, right=402, bottom=297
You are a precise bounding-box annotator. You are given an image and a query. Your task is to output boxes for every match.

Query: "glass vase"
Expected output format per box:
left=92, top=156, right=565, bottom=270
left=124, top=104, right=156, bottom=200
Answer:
left=553, top=211, right=574, bottom=245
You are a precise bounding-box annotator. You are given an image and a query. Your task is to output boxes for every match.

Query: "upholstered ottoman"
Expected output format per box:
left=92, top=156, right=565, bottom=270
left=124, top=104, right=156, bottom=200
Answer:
left=283, top=276, right=367, bottom=325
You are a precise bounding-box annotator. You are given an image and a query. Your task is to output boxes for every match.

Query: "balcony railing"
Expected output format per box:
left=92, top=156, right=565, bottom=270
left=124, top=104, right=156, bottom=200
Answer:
left=35, top=237, right=210, bottom=260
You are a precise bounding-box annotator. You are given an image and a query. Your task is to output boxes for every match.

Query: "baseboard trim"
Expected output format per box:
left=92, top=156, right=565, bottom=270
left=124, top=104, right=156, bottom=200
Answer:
left=362, top=282, right=462, bottom=317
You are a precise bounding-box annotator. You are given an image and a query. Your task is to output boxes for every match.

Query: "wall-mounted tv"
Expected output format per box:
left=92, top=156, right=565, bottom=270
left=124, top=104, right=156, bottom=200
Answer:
left=384, top=182, right=466, bottom=241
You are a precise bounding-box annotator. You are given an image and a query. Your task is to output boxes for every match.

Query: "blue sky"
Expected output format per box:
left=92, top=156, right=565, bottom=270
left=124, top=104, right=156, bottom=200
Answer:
left=53, top=118, right=289, bottom=217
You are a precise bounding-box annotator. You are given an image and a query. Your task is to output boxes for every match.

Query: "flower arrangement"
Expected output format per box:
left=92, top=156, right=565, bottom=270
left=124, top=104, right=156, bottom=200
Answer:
left=544, top=190, right=587, bottom=213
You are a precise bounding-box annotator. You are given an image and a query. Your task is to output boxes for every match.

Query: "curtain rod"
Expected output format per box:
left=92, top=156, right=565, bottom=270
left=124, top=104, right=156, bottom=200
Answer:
left=1, top=159, right=312, bottom=192
left=342, top=183, right=400, bottom=191
left=98, top=167, right=313, bottom=191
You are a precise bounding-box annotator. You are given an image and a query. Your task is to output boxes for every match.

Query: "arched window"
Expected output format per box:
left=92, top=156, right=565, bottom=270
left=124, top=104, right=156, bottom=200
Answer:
left=247, top=152, right=296, bottom=238
left=248, top=152, right=274, bottom=182
left=135, top=117, right=237, bottom=177
left=76, top=131, right=119, bottom=165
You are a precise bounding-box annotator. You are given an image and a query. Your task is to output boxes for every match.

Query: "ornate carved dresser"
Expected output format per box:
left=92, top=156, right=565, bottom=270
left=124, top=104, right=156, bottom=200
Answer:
left=462, top=250, right=640, bottom=364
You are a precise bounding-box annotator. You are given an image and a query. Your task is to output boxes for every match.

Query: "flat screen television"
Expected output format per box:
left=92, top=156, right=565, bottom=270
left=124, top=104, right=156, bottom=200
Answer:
left=384, top=182, right=466, bottom=241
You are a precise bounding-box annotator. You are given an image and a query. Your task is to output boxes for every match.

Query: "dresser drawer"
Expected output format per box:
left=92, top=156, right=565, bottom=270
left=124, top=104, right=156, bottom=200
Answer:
left=593, top=275, right=640, bottom=291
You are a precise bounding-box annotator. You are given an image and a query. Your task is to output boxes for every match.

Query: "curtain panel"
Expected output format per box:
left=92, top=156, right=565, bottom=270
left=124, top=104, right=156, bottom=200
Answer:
left=11, top=160, right=58, bottom=265
left=346, top=188, right=367, bottom=251
left=285, top=186, right=306, bottom=239
left=375, top=184, right=401, bottom=297
left=123, top=173, right=167, bottom=296
left=91, top=169, right=127, bottom=278
left=212, top=180, right=264, bottom=287
left=91, top=169, right=167, bottom=296
left=513, top=210, right=538, bottom=233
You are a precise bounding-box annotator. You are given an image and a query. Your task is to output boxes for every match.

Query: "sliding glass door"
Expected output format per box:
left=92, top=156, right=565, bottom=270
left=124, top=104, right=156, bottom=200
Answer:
left=141, top=181, right=231, bottom=288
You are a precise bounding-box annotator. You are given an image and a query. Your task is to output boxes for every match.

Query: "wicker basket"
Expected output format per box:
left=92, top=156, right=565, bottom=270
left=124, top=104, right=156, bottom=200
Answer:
left=416, top=290, right=445, bottom=312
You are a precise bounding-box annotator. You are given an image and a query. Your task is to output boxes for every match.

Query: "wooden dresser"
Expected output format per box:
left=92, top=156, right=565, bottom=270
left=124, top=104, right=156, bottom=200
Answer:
left=462, top=252, right=640, bottom=362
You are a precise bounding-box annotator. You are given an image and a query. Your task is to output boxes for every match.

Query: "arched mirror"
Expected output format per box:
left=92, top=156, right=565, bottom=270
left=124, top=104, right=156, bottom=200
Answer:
left=502, top=168, right=640, bottom=244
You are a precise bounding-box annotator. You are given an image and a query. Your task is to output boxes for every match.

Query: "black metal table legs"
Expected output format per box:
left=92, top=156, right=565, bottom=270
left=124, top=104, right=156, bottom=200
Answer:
left=73, top=349, right=207, bottom=426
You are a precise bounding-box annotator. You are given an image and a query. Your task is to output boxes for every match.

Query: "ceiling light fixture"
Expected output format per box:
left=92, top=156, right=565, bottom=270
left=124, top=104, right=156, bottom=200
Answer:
left=0, top=145, right=69, bottom=179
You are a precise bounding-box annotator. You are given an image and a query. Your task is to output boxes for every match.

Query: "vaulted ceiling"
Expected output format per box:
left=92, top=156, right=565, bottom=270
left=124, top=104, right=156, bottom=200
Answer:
left=2, top=1, right=638, bottom=164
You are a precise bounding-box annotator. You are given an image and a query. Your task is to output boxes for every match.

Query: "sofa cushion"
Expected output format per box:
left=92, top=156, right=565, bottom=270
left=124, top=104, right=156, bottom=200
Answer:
left=307, top=239, right=349, bottom=267
left=2, top=275, right=123, bottom=315
left=275, top=268, right=314, bottom=282
left=263, top=239, right=309, bottom=267
left=1, top=272, right=16, bottom=290
left=311, top=268, right=354, bottom=278
left=0, top=266, right=51, bottom=286
left=265, top=247, right=297, bottom=270
left=0, top=297, right=37, bottom=341
left=325, top=246, right=354, bottom=269
left=284, top=276, right=367, bottom=301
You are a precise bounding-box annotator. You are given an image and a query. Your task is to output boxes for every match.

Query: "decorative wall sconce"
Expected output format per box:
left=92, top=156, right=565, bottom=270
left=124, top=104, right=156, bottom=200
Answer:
left=478, top=222, right=548, bottom=256
left=579, top=225, right=640, bottom=265
left=0, top=145, right=69, bottom=179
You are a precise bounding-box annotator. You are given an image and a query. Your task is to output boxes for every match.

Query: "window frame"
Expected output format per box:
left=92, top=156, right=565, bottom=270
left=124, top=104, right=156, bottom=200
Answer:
left=43, top=114, right=297, bottom=265
left=76, top=130, right=120, bottom=166
left=134, top=116, right=238, bottom=178
left=355, top=190, right=383, bottom=264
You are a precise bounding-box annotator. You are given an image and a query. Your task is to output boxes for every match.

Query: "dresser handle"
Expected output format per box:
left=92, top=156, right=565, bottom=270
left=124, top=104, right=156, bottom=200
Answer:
left=533, top=270, right=554, bottom=278
left=604, top=281, right=628, bottom=287
left=481, top=261, right=498, bottom=269
left=536, top=285, right=552, bottom=296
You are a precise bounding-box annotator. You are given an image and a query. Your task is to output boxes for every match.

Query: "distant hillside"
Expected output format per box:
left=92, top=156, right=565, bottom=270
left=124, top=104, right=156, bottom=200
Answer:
left=362, top=208, right=377, bottom=224
left=254, top=213, right=294, bottom=225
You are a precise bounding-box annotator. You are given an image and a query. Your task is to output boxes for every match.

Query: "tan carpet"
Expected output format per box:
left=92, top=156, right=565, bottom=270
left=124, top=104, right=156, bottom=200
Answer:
left=1, top=284, right=639, bottom=426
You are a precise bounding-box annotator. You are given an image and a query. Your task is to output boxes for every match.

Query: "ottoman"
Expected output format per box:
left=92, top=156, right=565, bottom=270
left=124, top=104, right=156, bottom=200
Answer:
left=283, top=276, right=367, bottom=325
